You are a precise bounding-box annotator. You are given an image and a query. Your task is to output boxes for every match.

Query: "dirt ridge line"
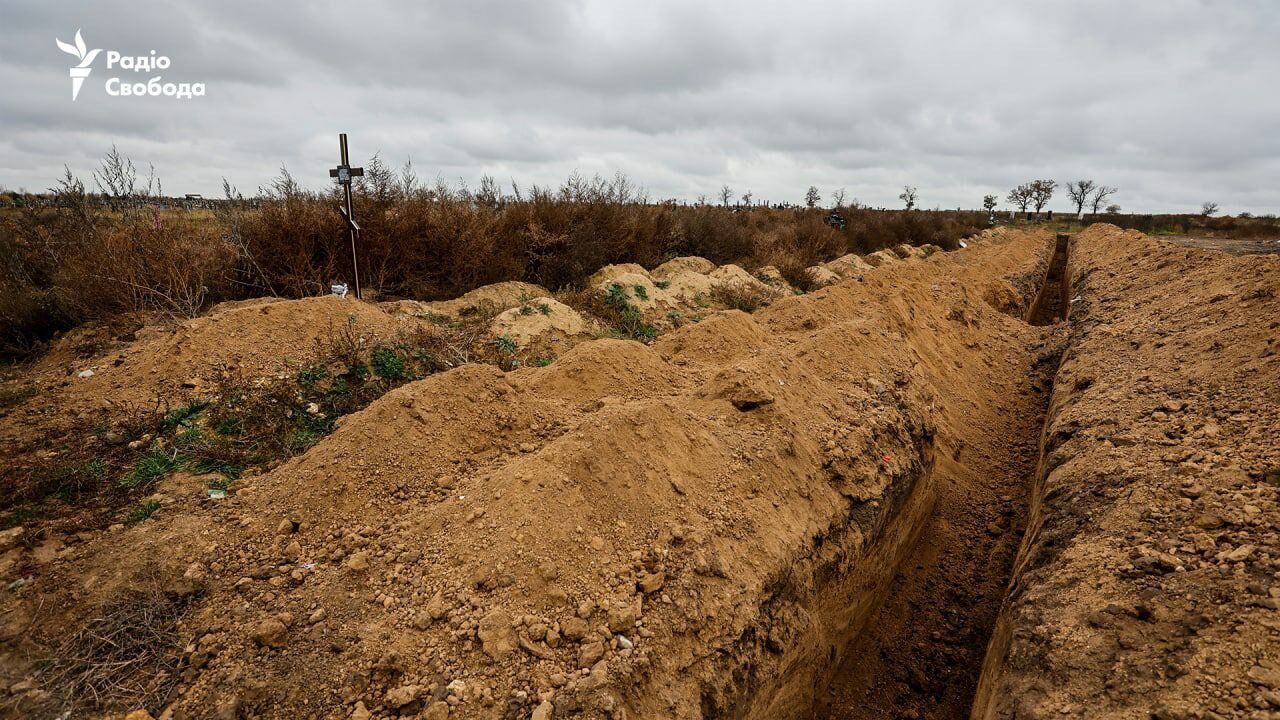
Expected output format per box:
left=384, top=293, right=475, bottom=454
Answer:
left=971, top=225, right=1280, bottom=719
left=2, top=229, right=1053, bottom=719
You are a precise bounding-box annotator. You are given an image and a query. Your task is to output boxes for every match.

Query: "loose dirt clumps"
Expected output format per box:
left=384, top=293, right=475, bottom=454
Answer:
left=8, top=229, right=1268, bottom=720
left=489, top=298, right=593, bottom=350
left=863, top=249, right=902, bottom=267
left=386, top=281, right=552, bottom=320
left=650, top=257, right=717, bottom=279
left=2, top=295, right=414, bottom=421
left=751, top=266, right=797, bottom=295
left=0, top=231, right=1051, bottom=719
left=973, top=225, right=1280, bottom=719
left=806, top=265, right=843, bottom=287
left=588, top=257, right=787, bottom=326
left=823, top=253, right=875, bottom=279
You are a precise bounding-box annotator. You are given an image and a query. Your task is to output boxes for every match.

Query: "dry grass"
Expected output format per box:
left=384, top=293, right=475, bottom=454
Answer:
left=0, top=154, right=990, bottom=356
left=32, top=567, right=198, bottom=714
left=711, top=282, right=778, bottom=312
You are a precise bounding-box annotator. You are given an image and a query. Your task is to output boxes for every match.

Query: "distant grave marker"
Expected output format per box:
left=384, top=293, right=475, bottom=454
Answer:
left=329, top=133, right=365, bottom=299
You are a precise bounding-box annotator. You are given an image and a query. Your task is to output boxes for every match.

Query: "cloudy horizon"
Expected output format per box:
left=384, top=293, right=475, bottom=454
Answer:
left=1, top=0, right=1277, bottom=214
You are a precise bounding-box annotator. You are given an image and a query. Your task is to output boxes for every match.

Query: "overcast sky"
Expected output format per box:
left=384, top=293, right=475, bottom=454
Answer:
left=1, top=0, right=1277, bottom=213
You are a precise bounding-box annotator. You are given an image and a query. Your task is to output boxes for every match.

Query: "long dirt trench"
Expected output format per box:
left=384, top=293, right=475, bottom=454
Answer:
left=815, top=236, right=1068, bottom=719
left=4, top=228, right=1078, bottom=720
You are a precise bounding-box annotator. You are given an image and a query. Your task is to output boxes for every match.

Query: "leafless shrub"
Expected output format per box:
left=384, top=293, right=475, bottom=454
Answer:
left=2, top=149, right=991, bottom=356
left=35, top=567, right=198, bottom=714
left=711, top=282, right=776, bottom=312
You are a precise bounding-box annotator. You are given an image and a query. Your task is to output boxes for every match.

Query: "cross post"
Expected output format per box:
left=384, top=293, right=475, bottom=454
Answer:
left=329, top=133, right=365, bottom=299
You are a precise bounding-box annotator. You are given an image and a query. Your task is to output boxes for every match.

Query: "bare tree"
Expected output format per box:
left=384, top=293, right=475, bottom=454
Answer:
left=831, top=187, right=847, bottom=208
left=399, top=158, right=419, bottom=197
left=1089, top=185, right=1118, bottom=215
left=1201, top=201, right=1219, bottom=217
left=899, top=185, right=918, bottom=210
left=474, top=174, right=504, bottom=208
left=94, top=144, right=158, bottom=210
left=1066, top=179, right=1097, bottom=218
left=983, top=194, right=998, bottom=215
left=1030, top=179, right=1057, bottom=216
left=741, top=190, right=753, bottom=206
left=719, top=184, right=733, bottom=207
left=805, top=185, right=821, bottom=209
left=1007, top=183, right=1034, bottom=213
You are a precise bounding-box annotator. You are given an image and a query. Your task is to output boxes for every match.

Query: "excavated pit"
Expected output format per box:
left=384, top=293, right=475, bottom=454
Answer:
left=1027, top=233, right=1071, bottom=326
left=815, top=344, right=1061, bottom=720
left=2, top=227, right=1261, bottom=719
left=0, top=229, right=1083, bottom=720
left=815, top=234, right=1070, bottom=720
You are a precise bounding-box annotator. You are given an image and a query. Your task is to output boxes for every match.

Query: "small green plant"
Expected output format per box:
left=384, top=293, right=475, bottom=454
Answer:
left=605, top=283, right=629, bottom=308
left=174, top=426, right=202, bottom=451
left=78, top=460, right=108, bottom=482
left=532, top=357, right=554, bottom=367
left=161, top=401, right=206, bottom=432
left=370, top=346, right=407, bottom=381
left=537, top=302, right=552, bottom=315
left=207, top=477, right=231, bottom=492
left=632, top=322, right=658, bottom=342
left=214, top=417, right=242, bottom=435
left=694, top=293, right=711, bottom=308
left=519, top=303, right=536, bottom=316
left=632, top=284, right=649, bottom=301
left=126, top=499, right=162, bottom=524
left=296, top=363, right=327, bottom=388
left=2, top=507, right=39, bottom=530
left=345, top=361, right=370, bottom=382
left=599, top=283, right=658, bottom=342
left=326, top=376, right=351, bottom=402
left=284, top=428, right=317, bottom=454
left=121, top=449, right=180, bottom=489
left=493, top=335, right=517, bottom=355
left=44, top=459, right=110, bottom=499
left=654, top=280, right=671, bottom=290
left=191, top=458, right=242, bottom=479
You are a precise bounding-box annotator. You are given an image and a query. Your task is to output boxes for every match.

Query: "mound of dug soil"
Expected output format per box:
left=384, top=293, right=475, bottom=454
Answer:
left=0, top=296, right=418, bottom=442
left=589, top=257, right=787, bottom=325
left=973, top=225, right=1280, bottom=719
left=0, top=230, right=1056, bottom=719
left=489, top=299, right=595, bottom=350
left=388, top=282, right=552, bottom=321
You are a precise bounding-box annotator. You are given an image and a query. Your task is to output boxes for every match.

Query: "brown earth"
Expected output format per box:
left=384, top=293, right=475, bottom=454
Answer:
left=1, top=297, right=416, bottom=442
left=1159, top=235, right=1280, bottom=257
left=973, top=225, right=1280, bottom=719
left=0, top=255, right=794, bottom=474
left=0, top=225, right=1274, bottom=720
left=0, top=229, right=1041, bottom=719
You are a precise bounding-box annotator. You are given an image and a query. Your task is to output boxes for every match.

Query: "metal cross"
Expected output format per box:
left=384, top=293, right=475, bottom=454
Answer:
left=329, top=133, right=365, bottom=299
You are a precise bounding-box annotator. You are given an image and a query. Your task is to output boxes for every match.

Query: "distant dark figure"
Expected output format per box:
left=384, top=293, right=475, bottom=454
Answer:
left=1047, top=210, right=1054, bottom=221
left=824, top=210, right=846, bottom=230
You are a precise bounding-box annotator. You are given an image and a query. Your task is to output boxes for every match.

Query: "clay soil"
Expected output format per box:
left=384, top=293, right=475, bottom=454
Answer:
left=0, top=225, right=1275, bottom=720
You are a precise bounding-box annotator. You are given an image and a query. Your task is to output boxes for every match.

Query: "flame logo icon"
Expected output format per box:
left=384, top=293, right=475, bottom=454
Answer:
left=55, top=30, right=102, bottom=101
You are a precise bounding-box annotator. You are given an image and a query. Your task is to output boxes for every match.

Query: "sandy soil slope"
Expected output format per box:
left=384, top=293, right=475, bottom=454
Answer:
left=0, top=255, right=801, bottom=478
left=0, top=230, right=1054, bottom=719
left=8, top=225, right=1270, bottom=720
left=973, top=225, right=1280, bottom=719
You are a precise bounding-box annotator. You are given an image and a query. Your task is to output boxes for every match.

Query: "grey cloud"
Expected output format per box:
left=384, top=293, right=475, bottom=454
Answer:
left=0, top=0, right=1277, bottom=213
